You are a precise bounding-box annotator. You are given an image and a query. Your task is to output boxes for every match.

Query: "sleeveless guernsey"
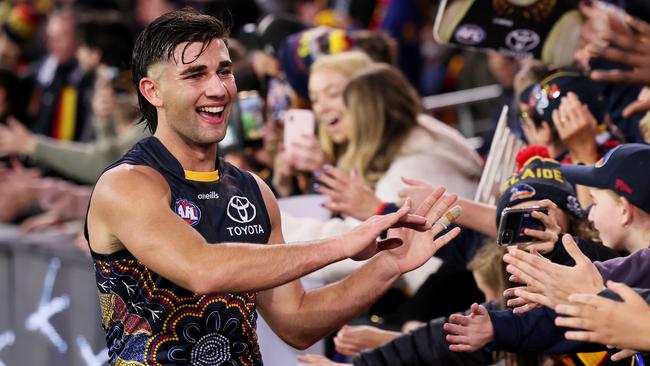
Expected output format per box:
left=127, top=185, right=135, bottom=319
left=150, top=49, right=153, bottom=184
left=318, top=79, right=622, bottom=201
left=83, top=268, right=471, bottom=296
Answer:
left=87, top=137, right=271, bottom=366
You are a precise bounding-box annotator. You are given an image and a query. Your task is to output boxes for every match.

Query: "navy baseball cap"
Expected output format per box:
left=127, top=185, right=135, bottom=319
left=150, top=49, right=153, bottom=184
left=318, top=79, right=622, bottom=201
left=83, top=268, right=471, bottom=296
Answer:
left=560, top=144, right=650, bottom=214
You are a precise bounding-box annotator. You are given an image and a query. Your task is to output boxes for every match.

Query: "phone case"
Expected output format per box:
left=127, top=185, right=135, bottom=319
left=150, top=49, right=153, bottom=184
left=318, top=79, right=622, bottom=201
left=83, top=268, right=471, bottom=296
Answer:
left=283, top=109, right=315, bottom=156
left=496, top=206, right=548, bottom=246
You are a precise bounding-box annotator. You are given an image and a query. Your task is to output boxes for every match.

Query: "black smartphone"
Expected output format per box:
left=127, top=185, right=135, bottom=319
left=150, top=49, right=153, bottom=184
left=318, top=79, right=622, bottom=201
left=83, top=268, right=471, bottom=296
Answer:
left=497, top=206, right=548, bottom=246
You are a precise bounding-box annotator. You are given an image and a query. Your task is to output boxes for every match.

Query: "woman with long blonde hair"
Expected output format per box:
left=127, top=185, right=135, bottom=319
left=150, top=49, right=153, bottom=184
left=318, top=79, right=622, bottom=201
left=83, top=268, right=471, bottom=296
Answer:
left=283, top=61, right=482, bottom=295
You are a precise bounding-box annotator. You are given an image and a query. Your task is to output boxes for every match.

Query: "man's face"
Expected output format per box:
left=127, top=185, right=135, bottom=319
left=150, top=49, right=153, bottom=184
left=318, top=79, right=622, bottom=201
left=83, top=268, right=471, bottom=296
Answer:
left=154, top=39, right=236, bottom=145
left=46, top=14, right=78, bottom=64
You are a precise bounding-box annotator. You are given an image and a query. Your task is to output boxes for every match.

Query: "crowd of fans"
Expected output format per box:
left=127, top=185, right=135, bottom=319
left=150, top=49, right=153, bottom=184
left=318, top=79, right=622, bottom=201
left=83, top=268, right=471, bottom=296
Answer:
left=1, top=0, right=649, bottom=365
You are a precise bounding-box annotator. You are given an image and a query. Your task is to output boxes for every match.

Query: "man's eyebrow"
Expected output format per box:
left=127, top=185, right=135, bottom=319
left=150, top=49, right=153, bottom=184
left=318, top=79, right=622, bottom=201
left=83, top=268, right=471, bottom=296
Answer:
left=179, top=65, right=207, bottom=76
left=218, top=60, right=233, bottom=68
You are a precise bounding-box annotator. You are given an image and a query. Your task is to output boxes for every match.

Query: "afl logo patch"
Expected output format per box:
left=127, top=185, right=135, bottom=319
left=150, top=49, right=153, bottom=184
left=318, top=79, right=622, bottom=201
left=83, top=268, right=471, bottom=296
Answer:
left=509, top=183, right=536, bottom=202
left=175, top=198, right=201, bottom=226
left=454, top=24, right=486, bottom=45
left=227, top=196, right=256, bottom=224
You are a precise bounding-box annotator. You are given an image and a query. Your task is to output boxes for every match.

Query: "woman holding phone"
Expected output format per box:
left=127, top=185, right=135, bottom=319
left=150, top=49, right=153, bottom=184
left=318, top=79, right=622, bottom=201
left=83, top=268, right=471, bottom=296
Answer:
left=272, top=51, right=373, bottom=197
left=281, top=57, right=483, bottom=297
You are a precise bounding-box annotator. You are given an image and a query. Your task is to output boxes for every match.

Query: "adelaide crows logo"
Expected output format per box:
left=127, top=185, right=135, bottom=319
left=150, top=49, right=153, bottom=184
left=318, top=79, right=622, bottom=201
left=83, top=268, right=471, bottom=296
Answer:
left=509, top=183, right=536, bottom=202
left=175, top=198, right=201, bottom=226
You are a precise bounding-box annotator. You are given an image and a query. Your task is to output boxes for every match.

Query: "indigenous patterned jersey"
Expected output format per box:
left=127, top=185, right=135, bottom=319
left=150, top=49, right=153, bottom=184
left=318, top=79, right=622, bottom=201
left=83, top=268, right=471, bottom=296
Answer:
left=86, top=137, right=271, bottom=365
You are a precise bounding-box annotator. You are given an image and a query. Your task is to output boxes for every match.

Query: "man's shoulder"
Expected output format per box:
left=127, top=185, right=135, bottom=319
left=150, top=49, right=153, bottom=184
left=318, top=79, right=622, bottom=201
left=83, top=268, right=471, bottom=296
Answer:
left=94, top=164, right=169, bottom=204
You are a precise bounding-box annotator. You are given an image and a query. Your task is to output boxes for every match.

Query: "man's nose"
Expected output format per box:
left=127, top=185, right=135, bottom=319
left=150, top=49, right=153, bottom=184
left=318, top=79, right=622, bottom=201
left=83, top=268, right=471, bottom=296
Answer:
left=205, top=75, right=228, bottom=98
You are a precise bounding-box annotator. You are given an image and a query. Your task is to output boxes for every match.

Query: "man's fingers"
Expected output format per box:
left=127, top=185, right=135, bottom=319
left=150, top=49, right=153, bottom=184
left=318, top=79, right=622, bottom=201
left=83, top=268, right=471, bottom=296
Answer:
left=432, top=226, right=461, bottom=252
left=428, top=194, right=458, bottom=235
left=376, top=237, right=403, bottom=251
left=395, top=213, right=429, bottom=230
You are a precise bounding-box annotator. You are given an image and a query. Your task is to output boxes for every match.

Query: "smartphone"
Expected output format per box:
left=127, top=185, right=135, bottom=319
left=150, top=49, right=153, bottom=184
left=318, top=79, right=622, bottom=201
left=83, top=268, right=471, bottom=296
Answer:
left=283, top=109, right=315, bottom=156
left=497, top=206, right=548, bottom=246
left=238, top=90, right=265, bottom=143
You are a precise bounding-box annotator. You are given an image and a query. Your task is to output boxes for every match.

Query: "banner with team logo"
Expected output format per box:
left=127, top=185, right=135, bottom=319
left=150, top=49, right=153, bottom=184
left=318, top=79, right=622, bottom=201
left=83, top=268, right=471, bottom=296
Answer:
left=434, top=0, right=582, bottom=66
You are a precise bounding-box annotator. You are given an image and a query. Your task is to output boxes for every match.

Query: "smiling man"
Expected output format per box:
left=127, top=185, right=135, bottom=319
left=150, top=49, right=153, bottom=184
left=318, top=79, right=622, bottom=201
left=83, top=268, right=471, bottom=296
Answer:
left=84, top=9, right=462, bottom=366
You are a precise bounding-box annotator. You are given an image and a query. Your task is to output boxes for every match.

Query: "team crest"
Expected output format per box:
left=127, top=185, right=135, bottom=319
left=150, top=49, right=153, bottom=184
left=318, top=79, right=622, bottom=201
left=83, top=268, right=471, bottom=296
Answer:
left=510, top=183, right=536, bottom=201
left=175, top=199, right=201, bottom=226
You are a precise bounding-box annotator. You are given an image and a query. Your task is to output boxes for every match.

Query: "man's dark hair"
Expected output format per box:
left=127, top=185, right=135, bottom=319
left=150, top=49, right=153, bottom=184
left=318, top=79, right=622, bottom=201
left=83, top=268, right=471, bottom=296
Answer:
left=132, top=8, right=229, bottom=133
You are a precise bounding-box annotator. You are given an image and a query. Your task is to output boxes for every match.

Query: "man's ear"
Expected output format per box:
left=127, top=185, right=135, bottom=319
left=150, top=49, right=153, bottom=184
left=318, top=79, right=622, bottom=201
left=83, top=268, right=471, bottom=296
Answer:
left=139, top=77, right=163, bottom=108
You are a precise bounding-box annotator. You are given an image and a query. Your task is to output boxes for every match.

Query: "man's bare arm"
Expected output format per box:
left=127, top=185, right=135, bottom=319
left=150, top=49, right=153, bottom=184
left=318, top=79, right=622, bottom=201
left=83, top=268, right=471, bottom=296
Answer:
left=257, top=180, right=461, bottom=349
left=87, top=164, right=407, bottom=295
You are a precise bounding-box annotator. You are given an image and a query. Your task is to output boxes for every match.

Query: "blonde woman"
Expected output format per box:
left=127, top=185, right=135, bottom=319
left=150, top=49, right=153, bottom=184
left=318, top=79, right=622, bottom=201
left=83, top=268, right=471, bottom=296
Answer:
left=314, top=63, right=482, bottom=221
left=282, top=62, right=482, bottom=293
left=272, top=51, right=374, bottom=197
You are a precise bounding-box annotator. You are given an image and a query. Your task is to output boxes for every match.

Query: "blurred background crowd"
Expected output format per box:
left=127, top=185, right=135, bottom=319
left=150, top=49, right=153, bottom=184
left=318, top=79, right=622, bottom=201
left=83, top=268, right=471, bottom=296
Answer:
left=1, top=0, right=650, bottom=365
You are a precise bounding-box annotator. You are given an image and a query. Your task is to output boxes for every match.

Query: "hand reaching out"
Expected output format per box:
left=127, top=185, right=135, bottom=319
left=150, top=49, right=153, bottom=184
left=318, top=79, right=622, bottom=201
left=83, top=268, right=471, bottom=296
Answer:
left=582, top=3, right=650, bottom=87
left=384, top=187, right=462, bottom=274
left=552, top=92, right=598, bottom=163
left=341, top=198, right=431, bottom=261
left=444, top=303, right=494, bottom=352
left=0, top=116, right=36, bottom=157
left=555, top=281, right=650, bottom=351
left=314, top=165, right=382, bottom=220
left=502, top=234, right=605, bottom=311
left=397, top=176, right=437, bottom=207
left=333, top=325, right=401, bottom=356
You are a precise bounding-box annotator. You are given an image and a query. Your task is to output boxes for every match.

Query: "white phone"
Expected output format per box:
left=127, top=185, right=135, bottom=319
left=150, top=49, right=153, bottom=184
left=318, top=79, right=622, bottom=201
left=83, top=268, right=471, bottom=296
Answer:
left=283, top=109, right=316, bottom=156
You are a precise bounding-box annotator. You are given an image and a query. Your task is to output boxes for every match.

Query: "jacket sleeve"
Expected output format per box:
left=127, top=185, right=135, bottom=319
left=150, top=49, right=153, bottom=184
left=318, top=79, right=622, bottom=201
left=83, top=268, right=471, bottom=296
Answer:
left=489, top=307, right=608, bottom=354
left=594, top=249, right=650, bottom=288
left=353, top=303, right=499, bottom=366
left=30, top=124, right=149, bottom=184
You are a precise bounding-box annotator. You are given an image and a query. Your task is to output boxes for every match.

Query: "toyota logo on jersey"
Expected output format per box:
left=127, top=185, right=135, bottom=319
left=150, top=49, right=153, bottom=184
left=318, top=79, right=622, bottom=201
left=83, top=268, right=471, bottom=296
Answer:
left=227, top=196, right=256, bottom=224
left=175, top=198, right=201, bottom=226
